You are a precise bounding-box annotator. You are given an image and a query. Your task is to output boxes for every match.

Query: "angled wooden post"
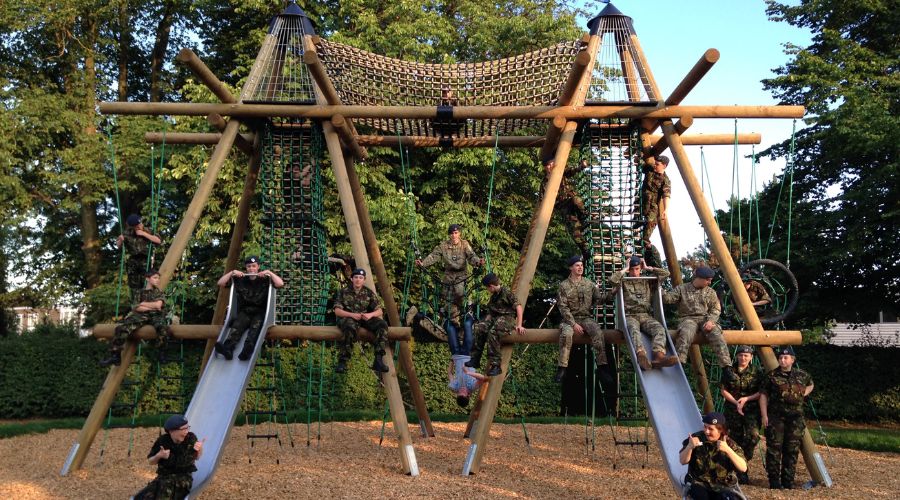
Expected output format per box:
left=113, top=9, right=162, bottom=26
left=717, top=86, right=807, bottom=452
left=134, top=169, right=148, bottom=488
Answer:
left=662, top=120, right=827, bottom=485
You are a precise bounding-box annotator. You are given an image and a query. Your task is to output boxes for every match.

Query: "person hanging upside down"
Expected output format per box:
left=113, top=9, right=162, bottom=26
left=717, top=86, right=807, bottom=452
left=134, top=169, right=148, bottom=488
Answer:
left=448, top=354, right=487, bottom=408
left=214, top=256, right=284, bottom=361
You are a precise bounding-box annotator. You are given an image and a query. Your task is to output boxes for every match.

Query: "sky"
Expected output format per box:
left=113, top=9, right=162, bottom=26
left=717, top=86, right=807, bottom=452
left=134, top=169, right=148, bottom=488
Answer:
left=575, top=0, right=812, bottom=256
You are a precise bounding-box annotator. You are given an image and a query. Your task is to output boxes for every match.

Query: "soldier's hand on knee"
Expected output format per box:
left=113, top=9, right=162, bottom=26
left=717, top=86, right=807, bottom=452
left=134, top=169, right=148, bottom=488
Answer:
left=573, top=323, right=584, bottom=335
left=702, top=321, right=715, bottom=332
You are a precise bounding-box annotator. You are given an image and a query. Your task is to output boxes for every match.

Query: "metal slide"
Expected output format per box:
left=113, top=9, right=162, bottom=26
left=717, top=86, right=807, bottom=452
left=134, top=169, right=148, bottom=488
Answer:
left=614, top=278, right=702, bottom=495
left=185, top=280, right=277, bottom=498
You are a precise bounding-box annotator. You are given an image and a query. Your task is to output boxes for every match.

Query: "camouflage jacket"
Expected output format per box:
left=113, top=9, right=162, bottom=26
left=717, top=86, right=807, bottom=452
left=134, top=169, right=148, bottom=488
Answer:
left=148, top=432, right=199, bottom=476
left=234, top=275, right=270, bottom=311
left=608, top=267, right=669, bottom=315
left=135, top=286, right=166, bottom=316
left=746, top=280, right=771, bottom=303
left=420, top=239, right=481, bottom=276
left=682, top=432, right=745, bottom=491
left=123, top=227, right=150, bottom=263
left=334, top=285, right=383, bottom=314
left=485, top=286, right=520, bottom=317
left=641, top=164, right=671, bottom=204
left=722, top=364, right=763, bottom=415
left=558, top=277, right=609, bottom=324
left=762, top=367, right=812, bottom=415
left=663, top=283, right=721, bottom=323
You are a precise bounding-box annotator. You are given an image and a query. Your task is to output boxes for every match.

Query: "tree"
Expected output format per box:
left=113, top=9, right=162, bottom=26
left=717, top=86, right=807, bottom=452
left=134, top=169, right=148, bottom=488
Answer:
left=717, top=1, right=899, bottom=325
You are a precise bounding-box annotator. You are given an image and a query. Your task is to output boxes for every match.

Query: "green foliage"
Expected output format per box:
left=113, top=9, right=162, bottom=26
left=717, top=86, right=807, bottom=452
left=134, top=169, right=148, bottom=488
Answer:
left=813, top=426, right=900, bottom=454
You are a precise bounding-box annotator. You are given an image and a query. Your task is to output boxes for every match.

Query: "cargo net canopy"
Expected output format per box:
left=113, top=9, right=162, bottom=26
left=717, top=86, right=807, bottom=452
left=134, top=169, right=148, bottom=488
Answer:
left=312, top=38, right=587, bottom=138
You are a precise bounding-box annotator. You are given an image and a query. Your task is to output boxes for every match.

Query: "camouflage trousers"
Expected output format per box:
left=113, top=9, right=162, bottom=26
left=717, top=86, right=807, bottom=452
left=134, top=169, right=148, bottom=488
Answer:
left=126, top=258, right=148, bottom=306
left=765, top=411, right=806, bottom=487
left=440, top=271, right=469, bottom=326
left=725, top=407, right=761, bottom=460
left=222, top=309, right=265, bottom=351
left=472, top=314, right=515, bottom=367
left=336, top=317, right=388, bottom=359
left=674, top=316, right=731, bottom=367
left=111, top=311, right=168, bottom=353
left=624, top=313, right=667, bottom=355
left=133, top=472, right=192, bottom=500
left=641, top=198, right=660, bottom=247
left=559, top=318, right=607, bottom=367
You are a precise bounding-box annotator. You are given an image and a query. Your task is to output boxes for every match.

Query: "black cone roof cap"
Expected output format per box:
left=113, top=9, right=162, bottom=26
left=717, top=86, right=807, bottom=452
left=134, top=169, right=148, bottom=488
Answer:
left=270, top=1, right=316, bottom=35
left=587, top=2, right=634, bottom=36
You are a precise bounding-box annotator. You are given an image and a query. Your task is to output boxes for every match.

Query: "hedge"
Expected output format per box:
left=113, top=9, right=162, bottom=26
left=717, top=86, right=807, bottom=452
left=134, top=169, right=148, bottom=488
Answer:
left=1, top=324, right=897, bottom=423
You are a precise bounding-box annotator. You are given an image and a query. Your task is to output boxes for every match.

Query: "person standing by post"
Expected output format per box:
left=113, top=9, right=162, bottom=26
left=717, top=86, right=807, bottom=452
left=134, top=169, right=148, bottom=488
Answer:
left=760, top=346, right=814, bottom=490
left=720, top=345, right=763, bottom=484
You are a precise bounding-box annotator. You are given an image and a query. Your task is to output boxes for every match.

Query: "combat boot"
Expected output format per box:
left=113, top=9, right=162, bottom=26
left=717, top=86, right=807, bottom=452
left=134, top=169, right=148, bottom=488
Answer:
left=371, top=351, right=389, bottom=373
left=652, top=350, right=678, bottom=368
left=335, top=356, right=349, bottom=373
left=466, top=350, right=482, bottom=368
left=721, top=365, right=737, bottom=384
left=486, top=364, right=502, bottom=377
left=596, top=365, right=614, bottom=386
left=737, top=471, right=750, bottom=485
left=214, top=341, right=233, bottom=361
left=636, top=350, right=652, bottom=371
left=404, top=306, right=418, bottom=326
left=237, top=342, right=255, bottom=361
left=99, top=351, right=122, bottom=367
left=768, top=480, right=782, bottom=490
left=554, top=366, right=566, bottom=383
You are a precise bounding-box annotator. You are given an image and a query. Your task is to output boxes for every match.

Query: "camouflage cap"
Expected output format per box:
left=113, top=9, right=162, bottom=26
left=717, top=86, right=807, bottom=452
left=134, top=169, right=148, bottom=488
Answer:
left=702, top=411, right=726, bottom=426
left=694, top=266, right=715, bottom=279
left=481, top=272, right=500, bottom=286
left=163, top=414, right=188, bottom=431
left=735, top=345, right=754, bottom=355
left=126, top=214, right=141, bottom=226
left=351, top=268, right=366, bottom=277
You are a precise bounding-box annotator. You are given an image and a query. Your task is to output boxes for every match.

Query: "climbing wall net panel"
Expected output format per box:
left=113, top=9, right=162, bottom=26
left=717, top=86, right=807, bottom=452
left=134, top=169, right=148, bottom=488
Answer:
left=242, top=14, right=316, bottom=103
left=314, top=38, right=586, bottom=137
left=260, top=119, right=330, bottom=325
left=578, top=120, right=644, bottom=327
left=587, top=14, right=657, bottom=103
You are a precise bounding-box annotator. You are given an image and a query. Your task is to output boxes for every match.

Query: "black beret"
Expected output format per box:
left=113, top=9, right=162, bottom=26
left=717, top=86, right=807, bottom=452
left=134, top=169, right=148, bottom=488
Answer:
left=448, top=224, right=462, bottom=234
left=629, top=255, right=642, bottom=268
left=694, top=266, right=715, bottom=279
left=735, top=345, right=754, bottom=355
left=567, top=255, right=584, bottom=267
left=702, top=411, right=726, bottom=426
left=126, top=214, right=141, bottom=226
left=244, top=255, right=259, bottom=264
left=351, top=268, right=366, bottom=277
left=775, top=346, right=796, bottom=357
left=163, top=414, right=188, bottom=431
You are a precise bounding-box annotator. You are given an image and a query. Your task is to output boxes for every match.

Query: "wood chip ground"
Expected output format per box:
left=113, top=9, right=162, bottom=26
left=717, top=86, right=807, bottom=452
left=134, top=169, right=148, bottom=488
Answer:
left=1, top=422, right=897, bottom=498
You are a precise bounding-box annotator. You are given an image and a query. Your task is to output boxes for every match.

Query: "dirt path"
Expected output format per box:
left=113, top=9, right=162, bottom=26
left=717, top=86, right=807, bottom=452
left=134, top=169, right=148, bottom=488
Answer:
left=0, top=422, right=897, bottom=498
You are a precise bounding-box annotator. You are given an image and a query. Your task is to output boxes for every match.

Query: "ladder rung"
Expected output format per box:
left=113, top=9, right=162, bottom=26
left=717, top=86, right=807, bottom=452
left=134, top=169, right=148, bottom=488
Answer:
left=157, top=392, right=183, bottom=399
left=247, top=434, right=279, bottom=439
left=246, top=387, right=276, bottom=393
left=245, top=411, right=281, bottom=416
left=614, top=440, right=648, bottom=446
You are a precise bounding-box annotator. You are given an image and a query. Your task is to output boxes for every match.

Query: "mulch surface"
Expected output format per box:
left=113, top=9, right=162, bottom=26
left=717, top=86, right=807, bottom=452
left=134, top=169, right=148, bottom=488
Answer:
left=1, top=421, right=897, bottom=499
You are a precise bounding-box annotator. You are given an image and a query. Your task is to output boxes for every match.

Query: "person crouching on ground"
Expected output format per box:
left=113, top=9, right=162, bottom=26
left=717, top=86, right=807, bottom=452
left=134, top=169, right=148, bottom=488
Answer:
left=679, top=411, right=747, bottom=500
left=133, top=414, right=204, bottom=500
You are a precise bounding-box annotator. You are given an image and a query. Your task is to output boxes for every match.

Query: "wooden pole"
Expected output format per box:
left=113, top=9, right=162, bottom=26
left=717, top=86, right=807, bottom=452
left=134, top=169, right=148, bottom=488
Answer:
left=145, top=131, right=256, bottom=146
left=359, top=135, right=545, bottom=148
left=322, top=121, right=416, bottom=474
left=98, top=102, right=807, bottom=120
left=539, top=46, right=594, bottom=161
left=176, top=48, right=237, bottom=104
left=331, top=115, right=367, bottom=161
left=661, top=120, right=827, bottom=485
left=666, top=49, right=720, bottom=106
left=343, top=154, right=434, bottom=437
left=647, top=115, right=693, bottom=159
left=208, top=113, right=255, bottom=155
left=61, top=342, right=138, bottom=475
left=648, top=133, right=761, bottom=147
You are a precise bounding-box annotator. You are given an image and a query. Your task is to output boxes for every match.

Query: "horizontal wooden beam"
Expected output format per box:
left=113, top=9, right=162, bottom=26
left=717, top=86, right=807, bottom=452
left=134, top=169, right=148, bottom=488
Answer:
left=92, top=324, right=799, bottom=345
left=99, top=102, right=806, bottom=120
left=358, top=135, right=545, bottom=148
left=145, top=131, right=256, bottom=145
left=648, top=132, right=761, bottom=146
left=332, top=115, right=368, bottom=160
left=647, top=116, right=693, bottom=159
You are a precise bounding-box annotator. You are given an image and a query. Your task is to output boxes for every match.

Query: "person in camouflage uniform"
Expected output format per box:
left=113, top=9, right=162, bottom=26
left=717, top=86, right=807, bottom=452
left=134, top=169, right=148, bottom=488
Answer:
left=679, top=411, right=748, bottom=499
left=555, top=255, right=613, bottom=384
left=663, top=265, right=736, bottom=383
left=100, top=269, right=169, bottom=367
left=333, top=268, right=390, bottom=373
left=117, top=214, right=162, bottom=305
left=543, top=158, right=590, bottom=257
left=720, top=345, right=763, bottom=484
left=134, top=414, right=204, bottom=500
left=214, top=256, right=284, bottom=362
left=416, top=224, right=484, bottom=355
left=608, top=255, right=678, bottom=371
left=467, top=273, right=525, bottom=377
left=760, top=346, right=814, bottom=490
left=638, top=155, right=670, bottom=268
